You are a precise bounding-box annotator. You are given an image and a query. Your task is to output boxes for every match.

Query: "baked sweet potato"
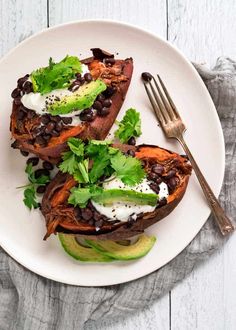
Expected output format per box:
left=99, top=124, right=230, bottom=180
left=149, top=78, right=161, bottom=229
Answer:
left=41, top=144, right=192, bottom=240
left=10, top=49, right=133, bottom=162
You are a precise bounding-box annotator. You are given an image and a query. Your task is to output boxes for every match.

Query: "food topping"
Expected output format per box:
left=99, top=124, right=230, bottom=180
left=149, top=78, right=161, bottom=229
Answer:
left=30, top=56, right=82, bottom=94
left=114, top=108, right=141, bottom=144
left=90, top=177, right=167, bottom=222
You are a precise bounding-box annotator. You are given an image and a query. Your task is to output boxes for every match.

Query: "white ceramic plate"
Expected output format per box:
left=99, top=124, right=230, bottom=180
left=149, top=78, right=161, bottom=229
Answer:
left=0, top=20, right=225, bottom=286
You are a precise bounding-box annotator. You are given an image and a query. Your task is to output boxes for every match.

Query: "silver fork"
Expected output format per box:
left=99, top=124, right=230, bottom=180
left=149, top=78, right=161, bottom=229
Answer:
left=143, top=73, right=234, bottom=236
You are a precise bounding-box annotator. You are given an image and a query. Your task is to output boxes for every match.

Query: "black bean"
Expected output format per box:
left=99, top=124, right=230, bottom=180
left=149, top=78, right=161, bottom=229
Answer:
left=149, top=182, right=160, bottom=194
left=104, top=58, right=115, bottom=65
left=11, top=88, right=21, bottom=98
left=88, top=219, right=94, bottom=226
left=23, top=81, right=33, bottom=94
left=69, top=80, right=80, bottom=91
left=158, top=197, right=167, bottom=208
left=42, top=161, right=54, bottom=171
left=148, top=172, right=159, bottom=181
left=27, top=110, right=36, bottom=119
left=35, top=169, right=50, bottom=179
left=165, top=169, right=176, bottom=179
left=32, top=127, right=41, bottom=137
left=167, top=176, right=179, bottom=192
left=11, top=141, right=18, bottom=149
left=141, top=72, right=153, bottom=82
left=36, top=185, right=46, bottom=194
left=102, top=99, right=112, bottom=107
left=50, top=115, right=61, bottom=123
left=20, top=150, right=29, bottom=157
left=61, top=117, right=72, bottom=125
left=51, top=130, right=60, bottom=137
left=76, top=73, right=81, bottom=79
left=35, top=135, right=46, bottom=146
left=27, top=157, right=39, bottom=166
left=84, top=73, right=92, bottom=82
left=79, top=77, right=85, bottom=85
left=152, top=164, right=164, bottom=176
left=81, top=208, right=93, bottom=221
left=127, top=136, right=136, bottom=145
left=155, top=177, right=162, bottom=185
left=96, top=94, right=105, bottom=102
left=14, top=97, right=22, bottom=105
left=17, top=110, right=25, bottom=120
left=127, top=149, right=135, bottom=157
left=41, top=114, right=50, bottom=125
left=97, top=107, right=110, bottom=117
left=71, top=84, right=80, bottom=92
left=74, top=207, right=81, bottom=219
left=79, top=109, right=95, bottom=122
left=103, top=86, right=116, bottom=97
left=45, top=121, right=55, bottom=133
left=17, top=74, right=29, bottom=88
left=18, top=105, right=28, bottom=113
left=93, top=100, right=103, bottom=111
left=94, top=211, right=102, bottom=221
left=55, top=122, right=63, bottom=132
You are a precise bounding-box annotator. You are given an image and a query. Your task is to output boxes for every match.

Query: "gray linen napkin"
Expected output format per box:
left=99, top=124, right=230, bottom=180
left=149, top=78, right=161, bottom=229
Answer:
left=0, top=57, right=235, bottom=330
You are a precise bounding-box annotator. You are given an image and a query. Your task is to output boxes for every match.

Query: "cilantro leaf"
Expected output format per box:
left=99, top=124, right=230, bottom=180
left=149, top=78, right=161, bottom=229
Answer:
left=114, top=108, right=142, bottom=143
left=68, top=186, right=102, bottom=208
left=59, top=151, right=78, bottom=175
left=23, top=187, right=38, bottom=210
left=86, top=142, right=114, bottom=183
left=30, top=55, right=82, bottom=95
left=73, top=160, right=89, bottom=183
left=59, top=148, right=89, bottom=183
left=110, top=151, right=145, bottom=185
left=67, top=137, right=84, bottom=159
left=25, top=163, right=36, bottom=184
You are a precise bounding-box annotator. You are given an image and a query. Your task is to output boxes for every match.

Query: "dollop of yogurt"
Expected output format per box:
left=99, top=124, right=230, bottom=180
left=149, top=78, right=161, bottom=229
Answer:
left=21, top=64, right=89, bottom=126
left=91, top=177, right=169, bottom=222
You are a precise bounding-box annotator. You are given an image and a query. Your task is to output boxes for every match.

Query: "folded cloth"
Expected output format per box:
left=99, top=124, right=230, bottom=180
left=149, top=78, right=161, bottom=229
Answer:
left=0, top=57, right=235, bottom=330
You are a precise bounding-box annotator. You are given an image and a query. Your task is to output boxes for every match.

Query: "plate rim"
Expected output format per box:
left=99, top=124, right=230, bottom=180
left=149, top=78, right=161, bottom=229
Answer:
left=0, top=19, right=225, bottom=286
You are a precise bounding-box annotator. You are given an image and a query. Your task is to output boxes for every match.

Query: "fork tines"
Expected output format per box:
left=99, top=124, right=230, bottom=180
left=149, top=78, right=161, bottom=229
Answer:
left=143, top=74, right=181, bottom=127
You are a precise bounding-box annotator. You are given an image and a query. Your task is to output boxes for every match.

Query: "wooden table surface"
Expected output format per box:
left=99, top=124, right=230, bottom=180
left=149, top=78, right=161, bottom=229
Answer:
left=1, top=1, right=235, bottom=329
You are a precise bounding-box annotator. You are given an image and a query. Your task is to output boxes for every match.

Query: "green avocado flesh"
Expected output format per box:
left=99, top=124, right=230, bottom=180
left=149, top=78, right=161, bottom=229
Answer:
left=48, top=79, right=107, bottom=116
left=92, top=189, right=158, bottom=206
left=86, top=235, right=157, bottom=260
left=59, top=233, right=156, bottom=262
left=58, top=234, right=112, bottom=262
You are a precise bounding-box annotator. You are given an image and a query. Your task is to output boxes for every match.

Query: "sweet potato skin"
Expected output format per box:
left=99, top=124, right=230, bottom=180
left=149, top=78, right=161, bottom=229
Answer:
left=10, top=55, right=133, bottom=162
left=41, top=144, right=192, bottom=240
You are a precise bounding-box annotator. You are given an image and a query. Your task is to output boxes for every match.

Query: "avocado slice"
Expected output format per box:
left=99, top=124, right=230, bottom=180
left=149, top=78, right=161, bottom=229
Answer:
left=58, top=234, right=113, bottom=262
left=92, top=189, right=158, bottom=206
left=48, top=79, right=107, bottom=116
left=86, top=234, right=156, bottom=260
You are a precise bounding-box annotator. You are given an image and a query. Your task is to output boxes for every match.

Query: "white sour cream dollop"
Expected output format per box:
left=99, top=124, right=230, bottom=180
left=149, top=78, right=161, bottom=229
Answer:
left=91, top=177, right=169, bottom=222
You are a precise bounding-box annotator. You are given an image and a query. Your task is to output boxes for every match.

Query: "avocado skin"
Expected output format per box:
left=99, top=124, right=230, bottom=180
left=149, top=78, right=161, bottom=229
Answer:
left=58, top=233, right=113, bottom=262
left=85, top=234, right=156, bottom=260
left=92, top=189, right=158, bottom=206
left=48, top=80, right=107, bottom=116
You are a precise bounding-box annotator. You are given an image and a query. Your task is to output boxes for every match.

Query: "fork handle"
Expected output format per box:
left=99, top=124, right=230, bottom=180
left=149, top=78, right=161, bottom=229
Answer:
left=177, top=135, right=234, bottom=236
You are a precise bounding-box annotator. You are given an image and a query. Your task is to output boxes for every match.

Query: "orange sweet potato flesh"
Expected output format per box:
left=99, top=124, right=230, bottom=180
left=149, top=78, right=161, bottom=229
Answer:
left=10, top=51, right=133, bottom=163
left=41, top=144, right=192, bottom=240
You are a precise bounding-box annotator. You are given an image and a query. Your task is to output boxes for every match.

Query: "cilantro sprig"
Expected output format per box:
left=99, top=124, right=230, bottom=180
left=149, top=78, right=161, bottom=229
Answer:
left=114, top=108, right=142, bottom=143
left=59, top=138, right=145, bottom=188
left=19, top=163, right=50, bottom=210
left=31, top=55, right=82, bottom=95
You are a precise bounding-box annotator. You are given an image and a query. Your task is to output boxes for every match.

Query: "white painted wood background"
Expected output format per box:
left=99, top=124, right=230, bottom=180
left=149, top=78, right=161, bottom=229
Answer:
left=1, top=0, right=236, bottom=329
